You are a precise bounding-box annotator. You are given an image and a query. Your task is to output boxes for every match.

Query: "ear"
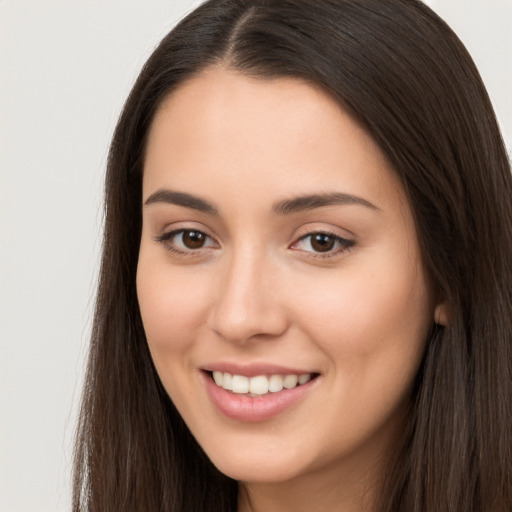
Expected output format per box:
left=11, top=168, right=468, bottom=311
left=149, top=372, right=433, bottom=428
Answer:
left=434, top=302, right=449, bottom=326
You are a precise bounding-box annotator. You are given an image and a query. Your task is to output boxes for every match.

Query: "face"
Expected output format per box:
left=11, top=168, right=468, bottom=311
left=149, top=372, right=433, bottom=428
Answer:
left=137, top=67, right=437, bottom=488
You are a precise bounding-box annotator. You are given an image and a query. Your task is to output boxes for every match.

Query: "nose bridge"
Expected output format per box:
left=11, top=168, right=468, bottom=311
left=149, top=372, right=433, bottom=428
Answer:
left=208, top=245, right=287, bottom=343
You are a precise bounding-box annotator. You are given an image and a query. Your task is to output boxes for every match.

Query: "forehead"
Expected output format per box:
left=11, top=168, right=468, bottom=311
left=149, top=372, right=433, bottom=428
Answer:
left=147, top=67, right=372, bottom=164
left=143, top=65, right=408, bottom=219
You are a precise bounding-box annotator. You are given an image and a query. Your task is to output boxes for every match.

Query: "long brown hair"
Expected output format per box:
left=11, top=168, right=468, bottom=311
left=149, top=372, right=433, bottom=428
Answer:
left=73, top=1, right=512, bottom=510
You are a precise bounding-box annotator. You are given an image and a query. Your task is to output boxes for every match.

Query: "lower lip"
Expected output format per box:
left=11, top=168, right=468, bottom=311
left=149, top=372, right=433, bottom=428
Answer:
left=202, top=371, right=318, bottom=422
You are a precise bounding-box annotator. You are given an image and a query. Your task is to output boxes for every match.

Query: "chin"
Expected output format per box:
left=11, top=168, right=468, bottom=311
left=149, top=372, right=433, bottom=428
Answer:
left=200, top=439, right=308, bottom=483
left=213, top=458, right=304, bottom=484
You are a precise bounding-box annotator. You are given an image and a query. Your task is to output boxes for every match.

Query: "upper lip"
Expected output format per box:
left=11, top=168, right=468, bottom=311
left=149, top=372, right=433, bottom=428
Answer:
left=201, top=362, right=319, bottom=377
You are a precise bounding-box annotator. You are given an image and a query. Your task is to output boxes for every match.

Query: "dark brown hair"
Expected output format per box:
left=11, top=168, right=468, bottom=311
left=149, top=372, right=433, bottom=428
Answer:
left=74, top=1, right=512, bottom=510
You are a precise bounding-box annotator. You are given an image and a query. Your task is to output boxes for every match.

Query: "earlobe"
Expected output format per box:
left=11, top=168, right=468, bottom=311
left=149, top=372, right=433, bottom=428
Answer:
left=434, top=303, right=449, bottom=326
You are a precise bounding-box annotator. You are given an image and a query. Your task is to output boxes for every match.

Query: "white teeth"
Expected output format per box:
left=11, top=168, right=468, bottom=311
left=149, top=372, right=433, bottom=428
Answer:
left=268, top=375, right=284, bottom=393
left=249, top=375, right=269, bottom=395
left=212, top=371, right=314, bottom=395
left=222, top=372, right=233, bottom=391
left=298, top=373, right=311, bottom=385
left=213, top=371, right=223, bottom=386
left=231, top=375, right=249, bottom=394
left=283, top=374, right=298, bottom=389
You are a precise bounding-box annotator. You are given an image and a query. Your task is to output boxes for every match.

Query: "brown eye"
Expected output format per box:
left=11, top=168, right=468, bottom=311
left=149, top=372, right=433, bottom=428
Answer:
left=310, top=233, right=335, bottom=252
left=156, top=228, right=217, bottom=253
left=182, top=230, right=207, bottom=249
left=291, top=231, right=354, bottom=256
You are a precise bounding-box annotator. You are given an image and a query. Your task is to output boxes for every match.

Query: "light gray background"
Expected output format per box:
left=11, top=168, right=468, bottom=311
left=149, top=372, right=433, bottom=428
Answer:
left=1, top=1, right=510, bottom=511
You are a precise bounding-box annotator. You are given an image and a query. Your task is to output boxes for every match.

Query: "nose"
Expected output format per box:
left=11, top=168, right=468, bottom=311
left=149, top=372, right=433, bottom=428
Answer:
left=207, top=249, right=289, bottom=344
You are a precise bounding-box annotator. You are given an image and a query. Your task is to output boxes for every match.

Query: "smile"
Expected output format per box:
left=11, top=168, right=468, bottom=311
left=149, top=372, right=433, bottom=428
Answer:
left=212, top=371, right=314, bottom=396
left=202, top=369, right=320, bottom=422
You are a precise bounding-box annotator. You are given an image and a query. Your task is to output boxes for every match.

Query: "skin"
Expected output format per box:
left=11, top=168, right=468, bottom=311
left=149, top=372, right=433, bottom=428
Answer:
left=137, top=66, right=445, bottom=512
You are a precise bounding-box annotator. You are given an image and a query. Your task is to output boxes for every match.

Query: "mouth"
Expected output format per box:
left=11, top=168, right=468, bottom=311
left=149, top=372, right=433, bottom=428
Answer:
left=201, top=364, right=321, bottom=421
left=207, top=370, right=320, bottom=397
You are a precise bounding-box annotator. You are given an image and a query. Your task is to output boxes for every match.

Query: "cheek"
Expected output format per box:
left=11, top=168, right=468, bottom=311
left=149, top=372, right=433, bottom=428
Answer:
left=136, top=254, right=211, bottom=358
left=290, top=260, right=432, bottom=454
left=136, top=255, right=218, bottom=411
left=292, top=248, right=432, bottom=390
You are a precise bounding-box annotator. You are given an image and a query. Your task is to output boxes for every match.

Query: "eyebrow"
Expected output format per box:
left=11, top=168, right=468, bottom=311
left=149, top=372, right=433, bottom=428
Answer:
left=143, top=189, right=379, bottom=215
left=272, top=192, right=379, bottom=215
left=144, top=189, right=218, bottom=215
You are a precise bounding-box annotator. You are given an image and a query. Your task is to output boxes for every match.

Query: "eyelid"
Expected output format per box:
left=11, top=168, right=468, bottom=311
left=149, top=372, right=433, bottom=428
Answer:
left=152, top=223, right=354, bottom=259
left=292, top=222, right=356, bottom=239
left=154, top=225, right=220, bottom=256
left=154, top=220, right=218, bottom=241
left=289, top=229, right=355, bottom=258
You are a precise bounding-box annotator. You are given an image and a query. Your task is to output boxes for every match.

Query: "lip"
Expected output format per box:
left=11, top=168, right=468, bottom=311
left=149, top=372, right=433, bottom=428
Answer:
left=202, top=362, right=318, bottom=378
left=201, top=369, right=320, bottom=422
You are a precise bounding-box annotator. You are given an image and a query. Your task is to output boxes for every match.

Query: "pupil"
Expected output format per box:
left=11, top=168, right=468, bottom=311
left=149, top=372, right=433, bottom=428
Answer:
left=311, top=234, right=334, bottom=252
left=183, top=231, right=205, bottom=249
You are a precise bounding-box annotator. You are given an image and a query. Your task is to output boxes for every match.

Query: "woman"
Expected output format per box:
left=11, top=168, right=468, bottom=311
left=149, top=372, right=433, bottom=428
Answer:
left=73, top=0, right=512, bottom=510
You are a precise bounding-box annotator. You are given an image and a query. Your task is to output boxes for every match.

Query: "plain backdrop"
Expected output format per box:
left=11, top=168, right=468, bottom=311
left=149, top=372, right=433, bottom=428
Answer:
left=0, top=1, right=510, bottom=511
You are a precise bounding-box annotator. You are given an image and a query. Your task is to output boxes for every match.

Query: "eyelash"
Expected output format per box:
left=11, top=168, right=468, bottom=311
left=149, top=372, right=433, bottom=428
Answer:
left=292, top=231, right=355, bottom=258
left=154, top=229, right=218, bottom=257
left=154, top=229, right=355, bottom=259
